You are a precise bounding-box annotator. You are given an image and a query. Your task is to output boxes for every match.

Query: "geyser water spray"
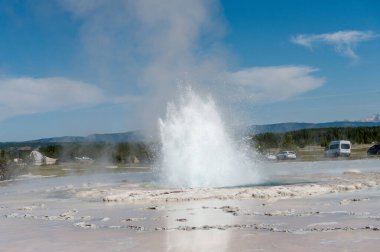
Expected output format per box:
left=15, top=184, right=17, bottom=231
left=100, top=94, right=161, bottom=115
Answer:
left=157, top=87, right=260, bottom=187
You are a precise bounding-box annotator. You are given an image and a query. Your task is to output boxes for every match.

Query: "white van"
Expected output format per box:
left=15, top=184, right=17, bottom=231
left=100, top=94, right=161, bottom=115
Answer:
left=324, top=140, right=351, bottom=157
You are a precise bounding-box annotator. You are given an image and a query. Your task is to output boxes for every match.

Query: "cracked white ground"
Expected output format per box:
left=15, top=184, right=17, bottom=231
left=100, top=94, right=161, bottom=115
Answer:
left=1, top=159, right=380, bottom=252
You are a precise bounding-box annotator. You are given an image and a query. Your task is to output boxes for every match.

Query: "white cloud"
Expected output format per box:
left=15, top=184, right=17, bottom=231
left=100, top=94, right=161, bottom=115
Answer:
left=221, top=66, right=325, bottom=103
left=291, top=30, right=378, bottom=59
left=0, top=77, right=108, bottom=120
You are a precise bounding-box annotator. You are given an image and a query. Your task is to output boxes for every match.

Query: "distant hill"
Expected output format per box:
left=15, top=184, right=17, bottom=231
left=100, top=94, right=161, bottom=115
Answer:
left=2, top=120, right=380, bottom=148
left=24, top=131, right=149, bottom=144
left=0, top=131, right=150, bottom=149
left=249, top=121, right=380, bottom=134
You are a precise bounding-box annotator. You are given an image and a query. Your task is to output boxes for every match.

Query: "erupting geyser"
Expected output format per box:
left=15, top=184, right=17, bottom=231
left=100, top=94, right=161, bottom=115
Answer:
left=157, top=87, right=260, bottom=187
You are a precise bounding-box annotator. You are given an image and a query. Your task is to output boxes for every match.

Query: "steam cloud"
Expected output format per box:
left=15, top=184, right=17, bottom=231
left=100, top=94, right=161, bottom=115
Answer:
left=58, top=0, right=324, bottom=128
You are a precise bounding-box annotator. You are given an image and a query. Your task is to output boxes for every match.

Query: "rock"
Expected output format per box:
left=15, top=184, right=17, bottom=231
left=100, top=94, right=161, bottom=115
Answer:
left=74, top=222, right=97, bottom=229
left=123, top=217, right=146, bottom=222
left=125, top=225, right=145, bottom=231
left=146, top=206, right=158, bottom=210
left=80, top=216, right=92, bottom=220
left=220, top=206, right=239, bottom=214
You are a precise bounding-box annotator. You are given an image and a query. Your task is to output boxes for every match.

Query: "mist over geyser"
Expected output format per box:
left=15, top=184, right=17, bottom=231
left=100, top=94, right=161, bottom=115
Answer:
left=157, top=87, right=260, bottom=188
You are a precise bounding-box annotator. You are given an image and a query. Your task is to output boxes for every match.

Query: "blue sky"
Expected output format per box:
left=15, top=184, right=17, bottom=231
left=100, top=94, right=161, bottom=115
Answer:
left=0, top=0, right=380, bottom=141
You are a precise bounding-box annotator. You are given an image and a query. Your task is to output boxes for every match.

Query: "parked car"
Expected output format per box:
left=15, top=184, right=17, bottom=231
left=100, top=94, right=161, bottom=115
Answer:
left=367, top=144, right=380, bottom=156
left=276, top=151, right=296, bottom=160
left=324, top=140, right=351, bottom=157
left=264, top=153, right=277, bottom=161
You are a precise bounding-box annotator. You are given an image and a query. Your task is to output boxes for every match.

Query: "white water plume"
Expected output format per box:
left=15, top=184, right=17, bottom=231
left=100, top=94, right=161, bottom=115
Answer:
left=157, top=87, right=260, bottom=188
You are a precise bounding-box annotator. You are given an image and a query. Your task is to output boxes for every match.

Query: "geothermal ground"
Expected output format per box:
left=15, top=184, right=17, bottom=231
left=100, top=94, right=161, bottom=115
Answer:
left=1, top=159, right=380, bottom=251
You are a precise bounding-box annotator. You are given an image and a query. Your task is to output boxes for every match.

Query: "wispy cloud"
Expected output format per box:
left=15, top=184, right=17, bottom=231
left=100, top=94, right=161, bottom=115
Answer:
left=291, top=30, right=378, bottom=59
left=0, top=77, right=109, bottom=120
left=220, top=66, right=325, bottom=103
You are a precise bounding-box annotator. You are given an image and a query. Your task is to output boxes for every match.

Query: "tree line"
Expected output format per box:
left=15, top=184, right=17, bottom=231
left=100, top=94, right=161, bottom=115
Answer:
left=38, top=142, right=156, bottom=164
left=0, top=142, right=156, bottom=180
left=0, top=142, right=156, bottom=165
left=252, top=126, right=380, bottom=151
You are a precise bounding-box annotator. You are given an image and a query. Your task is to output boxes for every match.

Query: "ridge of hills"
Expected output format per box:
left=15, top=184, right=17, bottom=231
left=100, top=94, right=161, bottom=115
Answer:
left=2, top=121, right=380, bottom=146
